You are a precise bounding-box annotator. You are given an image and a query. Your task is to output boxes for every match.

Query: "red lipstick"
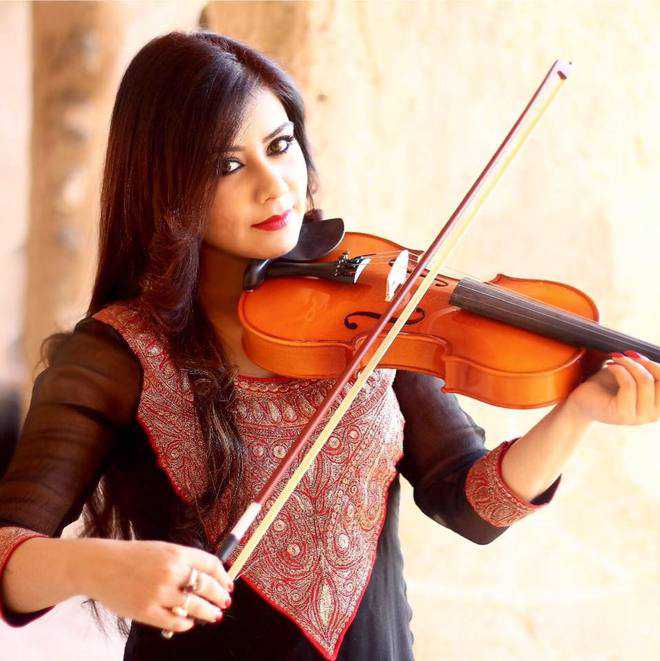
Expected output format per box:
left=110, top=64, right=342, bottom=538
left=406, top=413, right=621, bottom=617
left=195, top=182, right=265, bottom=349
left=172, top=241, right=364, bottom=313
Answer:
left=252, top=209, right=292, bottom=231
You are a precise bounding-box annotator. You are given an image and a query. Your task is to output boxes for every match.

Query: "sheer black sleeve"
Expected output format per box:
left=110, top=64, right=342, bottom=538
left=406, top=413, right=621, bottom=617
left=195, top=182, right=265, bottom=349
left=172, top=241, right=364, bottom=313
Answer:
left=392, top=370, right=561, bottom=546
left=0, top=317, right=141, bottom=626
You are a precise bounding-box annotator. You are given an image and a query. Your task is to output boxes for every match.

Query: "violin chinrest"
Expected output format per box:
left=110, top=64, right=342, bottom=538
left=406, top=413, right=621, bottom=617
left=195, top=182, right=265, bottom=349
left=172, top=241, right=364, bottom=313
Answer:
left=243, top=217, right=345, bottom=290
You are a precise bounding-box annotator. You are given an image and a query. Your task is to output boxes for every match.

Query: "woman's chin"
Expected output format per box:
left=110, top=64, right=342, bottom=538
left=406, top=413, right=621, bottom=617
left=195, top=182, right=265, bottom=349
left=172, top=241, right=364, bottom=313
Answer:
left=249, top=225, right=301, bottom=259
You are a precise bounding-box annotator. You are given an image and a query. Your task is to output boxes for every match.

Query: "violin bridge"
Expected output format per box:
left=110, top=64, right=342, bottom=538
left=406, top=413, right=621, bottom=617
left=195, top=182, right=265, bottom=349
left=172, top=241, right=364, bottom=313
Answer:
left=385, top=249, right=409, bottom=302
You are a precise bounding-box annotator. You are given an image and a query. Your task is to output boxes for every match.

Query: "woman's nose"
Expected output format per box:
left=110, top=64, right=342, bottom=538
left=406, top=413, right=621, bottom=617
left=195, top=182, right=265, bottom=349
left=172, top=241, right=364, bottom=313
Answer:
left=257, top=163, right=289, bottom=203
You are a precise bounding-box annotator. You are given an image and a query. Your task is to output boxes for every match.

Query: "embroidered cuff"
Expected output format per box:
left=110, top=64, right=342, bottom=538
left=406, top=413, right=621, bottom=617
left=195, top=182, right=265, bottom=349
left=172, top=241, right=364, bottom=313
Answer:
left=0, top=526, right=50, bottom=627
left=465, top=438, right=561, bottom=527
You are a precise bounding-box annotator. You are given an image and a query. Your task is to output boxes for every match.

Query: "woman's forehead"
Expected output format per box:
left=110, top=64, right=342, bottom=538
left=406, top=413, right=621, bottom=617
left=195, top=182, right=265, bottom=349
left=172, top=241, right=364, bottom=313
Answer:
left=233, top=88, right=289, bottom=141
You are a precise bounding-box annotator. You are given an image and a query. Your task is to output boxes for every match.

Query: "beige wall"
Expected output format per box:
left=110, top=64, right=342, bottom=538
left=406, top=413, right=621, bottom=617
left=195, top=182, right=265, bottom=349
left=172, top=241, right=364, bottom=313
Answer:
left=0, top=2, right=30, bottom=396
left=1, top=1, right=659, bottom=659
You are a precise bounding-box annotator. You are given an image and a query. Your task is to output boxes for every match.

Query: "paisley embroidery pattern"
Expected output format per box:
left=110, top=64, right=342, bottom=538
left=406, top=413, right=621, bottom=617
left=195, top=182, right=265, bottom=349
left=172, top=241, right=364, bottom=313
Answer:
left=93, top=301, right=405, bottom=660
left=225, top=371, right=404, bottom=659
left=94, top=302, right=209, bottom=505
left=465, top=438, right=551, bottom=527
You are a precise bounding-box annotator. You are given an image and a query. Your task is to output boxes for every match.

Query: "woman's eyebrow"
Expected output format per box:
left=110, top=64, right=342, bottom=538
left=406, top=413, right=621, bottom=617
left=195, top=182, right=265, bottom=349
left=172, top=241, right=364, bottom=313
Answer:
left=225, top=120, right=294, bottom=152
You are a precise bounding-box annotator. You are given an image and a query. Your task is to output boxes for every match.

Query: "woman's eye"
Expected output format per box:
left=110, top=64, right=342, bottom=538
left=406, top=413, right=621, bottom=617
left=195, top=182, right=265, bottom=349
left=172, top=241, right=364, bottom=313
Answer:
left=269, top=134, right=295, bottom=155
left=219, top=134, right=296, bottom=177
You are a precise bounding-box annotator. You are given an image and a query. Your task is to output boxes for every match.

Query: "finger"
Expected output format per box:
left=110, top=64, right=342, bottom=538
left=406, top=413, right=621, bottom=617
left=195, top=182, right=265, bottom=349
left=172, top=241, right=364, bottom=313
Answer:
left=165, top=571, right=231, bottom=612
left=191, top=570, right=232, bottom=610
left=619, top=352, right=656, bottom=421
left=166, top=592, right=224, bottom=624
left=605, top=358, right=637, bottom=422
left=187, top=548, right=234, bottom=593
left=623, top=351, right=660, bottom=419
left=157, top=607, right=196, bottom=632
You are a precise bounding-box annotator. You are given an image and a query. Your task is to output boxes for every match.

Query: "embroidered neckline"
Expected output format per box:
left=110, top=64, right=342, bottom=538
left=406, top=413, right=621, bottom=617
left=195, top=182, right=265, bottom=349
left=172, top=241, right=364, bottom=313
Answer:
left=234, top=373, right=294, bottom=383
left=233, top=372, right=353, bottom=393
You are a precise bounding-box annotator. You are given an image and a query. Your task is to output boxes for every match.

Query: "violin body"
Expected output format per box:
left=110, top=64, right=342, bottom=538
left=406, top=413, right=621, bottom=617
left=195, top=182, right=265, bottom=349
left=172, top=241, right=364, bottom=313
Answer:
left=238, top=232, right=610, bottom=409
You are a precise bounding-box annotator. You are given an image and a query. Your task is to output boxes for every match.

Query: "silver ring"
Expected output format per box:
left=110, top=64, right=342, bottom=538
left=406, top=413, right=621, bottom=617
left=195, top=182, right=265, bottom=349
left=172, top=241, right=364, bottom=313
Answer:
left=184, top=566, right=202, bottom=593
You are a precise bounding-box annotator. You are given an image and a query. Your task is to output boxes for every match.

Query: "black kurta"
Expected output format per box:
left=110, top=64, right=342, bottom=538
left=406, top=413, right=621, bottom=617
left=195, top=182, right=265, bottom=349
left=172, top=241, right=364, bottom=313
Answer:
left=0, top=317, right=561, bottom=659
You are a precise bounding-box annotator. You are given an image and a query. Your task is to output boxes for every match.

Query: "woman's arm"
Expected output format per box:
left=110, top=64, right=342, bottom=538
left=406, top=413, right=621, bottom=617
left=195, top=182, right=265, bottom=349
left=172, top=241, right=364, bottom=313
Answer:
left=0, top=317, right=141, bottom=626
left=495, top=350, right=659, bottom=510
left=498, top=398, right=591, bottom=503
left=392, top=370, right=561, bottom=545
left=1, top=535, right=87, bottom=618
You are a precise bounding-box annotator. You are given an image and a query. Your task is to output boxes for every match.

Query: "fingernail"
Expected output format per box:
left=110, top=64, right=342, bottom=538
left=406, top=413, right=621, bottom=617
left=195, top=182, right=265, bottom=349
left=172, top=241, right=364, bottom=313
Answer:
left=624, top=350, right=644, bottom=361
left=215, top=611, right=223, bottom=622
left=225, top=597, right=232, bottom=608
left=609, top=352, right=625, bottom=358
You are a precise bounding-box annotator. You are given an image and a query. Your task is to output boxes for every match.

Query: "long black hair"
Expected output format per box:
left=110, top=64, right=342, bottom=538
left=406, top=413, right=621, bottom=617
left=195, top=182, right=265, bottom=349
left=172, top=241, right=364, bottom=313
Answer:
left=40, top=29, right=320, bottom=637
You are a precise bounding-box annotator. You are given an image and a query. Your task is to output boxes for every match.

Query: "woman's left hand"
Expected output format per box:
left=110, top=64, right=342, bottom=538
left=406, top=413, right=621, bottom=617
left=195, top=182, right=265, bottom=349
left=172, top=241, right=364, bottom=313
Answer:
left=565, top=350, right=660, bottom=425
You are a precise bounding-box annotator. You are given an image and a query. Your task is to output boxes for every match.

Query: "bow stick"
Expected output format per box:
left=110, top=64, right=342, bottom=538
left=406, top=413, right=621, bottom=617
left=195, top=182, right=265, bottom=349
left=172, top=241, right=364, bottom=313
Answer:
left=218, top=59, right=572, bottom=577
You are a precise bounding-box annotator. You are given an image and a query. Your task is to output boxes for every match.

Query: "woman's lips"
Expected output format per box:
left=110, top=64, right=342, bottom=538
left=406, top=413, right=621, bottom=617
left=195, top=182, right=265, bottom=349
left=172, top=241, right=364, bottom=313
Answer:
left=251, top=209, right=292, bottom=231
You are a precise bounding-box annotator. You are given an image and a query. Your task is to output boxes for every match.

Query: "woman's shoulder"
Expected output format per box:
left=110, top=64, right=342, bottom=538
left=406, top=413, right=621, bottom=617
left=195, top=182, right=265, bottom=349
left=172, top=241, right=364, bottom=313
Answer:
left=36, top=315, right=143, bottom=423
left=62, top=315, right=142, bottom=372
left=74, top=314, right=136, bottom=348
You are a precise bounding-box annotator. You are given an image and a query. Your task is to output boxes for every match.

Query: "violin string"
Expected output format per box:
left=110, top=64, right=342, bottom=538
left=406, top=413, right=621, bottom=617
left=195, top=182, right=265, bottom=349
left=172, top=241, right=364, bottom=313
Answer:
left=364, top=252, right=477, bottom=280
left=356, top=252, right=651, bottom=349
left=460, top=289, right=645, bottom=348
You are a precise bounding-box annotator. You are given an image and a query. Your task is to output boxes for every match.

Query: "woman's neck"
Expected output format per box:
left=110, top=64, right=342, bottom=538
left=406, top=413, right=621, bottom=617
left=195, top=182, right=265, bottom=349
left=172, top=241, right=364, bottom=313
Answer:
left=198, top=241, right=248, bottom=328
left=198, top=241, right=278, bottom=377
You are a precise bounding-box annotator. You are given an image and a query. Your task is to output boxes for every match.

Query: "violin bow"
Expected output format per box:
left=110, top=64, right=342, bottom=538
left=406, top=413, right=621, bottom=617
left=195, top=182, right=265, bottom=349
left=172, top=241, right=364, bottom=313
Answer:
left=218, top=59, right=572, bottom=577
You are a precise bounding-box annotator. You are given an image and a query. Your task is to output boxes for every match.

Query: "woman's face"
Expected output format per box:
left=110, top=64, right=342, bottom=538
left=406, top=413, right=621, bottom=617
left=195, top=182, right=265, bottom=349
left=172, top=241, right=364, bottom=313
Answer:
left=205, top=87, right=309, bottom=260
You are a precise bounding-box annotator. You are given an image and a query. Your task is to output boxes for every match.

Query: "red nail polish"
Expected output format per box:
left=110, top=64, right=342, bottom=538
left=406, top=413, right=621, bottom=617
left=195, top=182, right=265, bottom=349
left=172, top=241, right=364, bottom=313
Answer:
left=610, top=352, right=625, bottom=358
left=215, top=612, right=223, bottom=622
left=624, top=350, right=643, bottom=361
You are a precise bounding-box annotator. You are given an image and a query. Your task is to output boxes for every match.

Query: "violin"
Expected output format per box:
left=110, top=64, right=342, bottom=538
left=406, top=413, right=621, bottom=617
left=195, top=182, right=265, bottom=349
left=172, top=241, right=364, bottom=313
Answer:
left=211, top=59, right=657, bottom=582
left=238, top=223, right=660, bottom=410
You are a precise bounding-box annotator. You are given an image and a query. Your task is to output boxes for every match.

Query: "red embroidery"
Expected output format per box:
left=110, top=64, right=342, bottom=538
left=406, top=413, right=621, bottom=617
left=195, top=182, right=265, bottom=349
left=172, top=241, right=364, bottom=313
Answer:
left=0, top=526, right=48, bottom=624
left=94, top=301, right=405, bottom=660
left=465, top=438, right=553, bottom=527
left=94, top=302, right=209, bottom=505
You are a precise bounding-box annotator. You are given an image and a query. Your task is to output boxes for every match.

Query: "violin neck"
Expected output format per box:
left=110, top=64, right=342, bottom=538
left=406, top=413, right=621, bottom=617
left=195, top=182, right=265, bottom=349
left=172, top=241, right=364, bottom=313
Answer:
left=450, top=277, right=660, bottom=361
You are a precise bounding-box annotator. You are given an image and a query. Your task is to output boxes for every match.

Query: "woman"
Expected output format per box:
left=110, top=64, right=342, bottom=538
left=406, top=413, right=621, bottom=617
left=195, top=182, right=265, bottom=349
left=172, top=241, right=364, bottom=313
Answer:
left=0, top=30, right=657, bottom=661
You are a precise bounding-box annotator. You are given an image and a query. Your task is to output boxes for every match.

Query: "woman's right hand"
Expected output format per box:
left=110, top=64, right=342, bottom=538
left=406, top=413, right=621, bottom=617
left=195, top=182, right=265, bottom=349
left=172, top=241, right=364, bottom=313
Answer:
left=74, top=538, right=234, bottom=633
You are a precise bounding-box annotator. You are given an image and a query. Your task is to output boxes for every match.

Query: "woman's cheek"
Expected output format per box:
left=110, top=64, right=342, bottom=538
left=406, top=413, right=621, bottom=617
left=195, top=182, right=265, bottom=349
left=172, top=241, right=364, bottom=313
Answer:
left=204, top=212, right=238, bottom=252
